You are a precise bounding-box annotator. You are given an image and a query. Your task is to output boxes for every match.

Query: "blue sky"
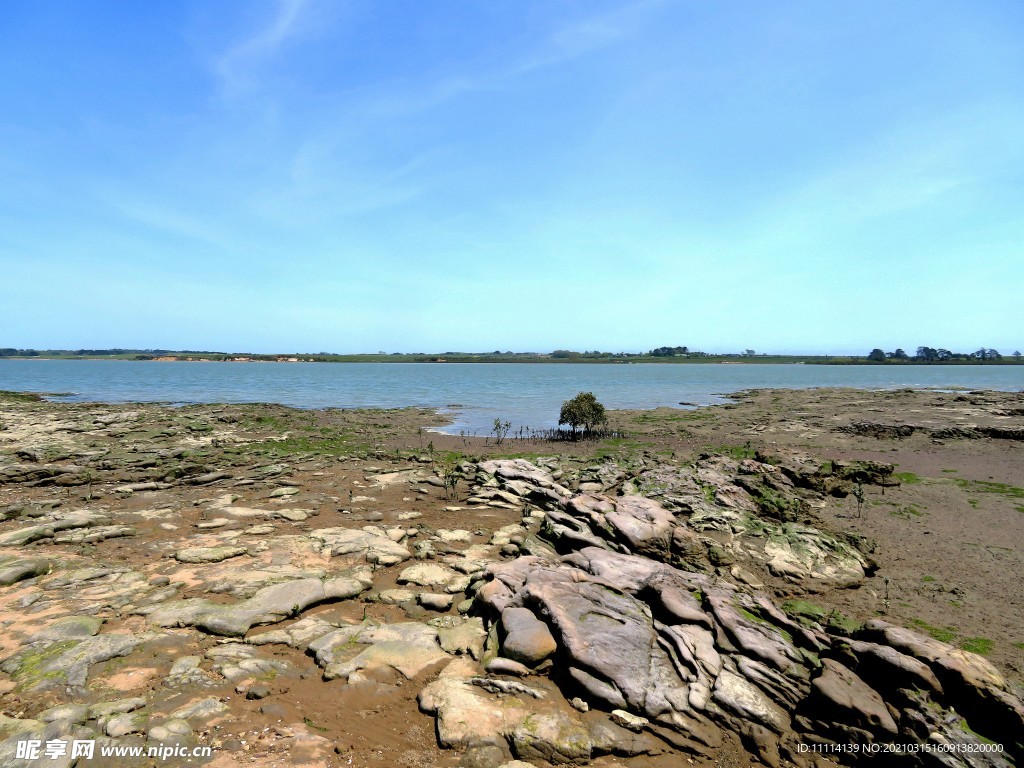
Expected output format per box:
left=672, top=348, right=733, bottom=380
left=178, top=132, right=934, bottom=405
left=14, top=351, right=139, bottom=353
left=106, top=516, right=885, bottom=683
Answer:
left=1, top=0, right=1022, bottom=354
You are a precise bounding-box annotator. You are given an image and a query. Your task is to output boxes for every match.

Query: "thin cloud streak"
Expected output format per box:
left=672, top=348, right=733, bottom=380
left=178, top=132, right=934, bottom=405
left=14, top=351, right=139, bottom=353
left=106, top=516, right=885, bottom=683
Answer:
left=214, top=0, right=311, bottom=98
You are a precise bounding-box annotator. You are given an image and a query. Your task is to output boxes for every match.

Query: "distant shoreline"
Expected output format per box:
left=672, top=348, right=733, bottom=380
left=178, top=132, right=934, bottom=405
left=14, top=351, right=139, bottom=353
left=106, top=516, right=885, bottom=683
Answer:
left=2, top=353, right=1022, bottom=366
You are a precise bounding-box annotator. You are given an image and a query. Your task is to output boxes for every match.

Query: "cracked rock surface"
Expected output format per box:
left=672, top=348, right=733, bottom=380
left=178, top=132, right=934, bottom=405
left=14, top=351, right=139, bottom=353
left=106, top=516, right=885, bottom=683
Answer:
left=1, top=390, right=1022, bottom=768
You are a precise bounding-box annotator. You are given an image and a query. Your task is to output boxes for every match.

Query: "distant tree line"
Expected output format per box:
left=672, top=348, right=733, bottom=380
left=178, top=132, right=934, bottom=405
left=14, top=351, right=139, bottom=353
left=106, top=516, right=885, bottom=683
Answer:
left=0, top=348, right=200, bottom=358
left=866, top=347, right=1021, bottom=363
left=551, top=350, right=626, bottom=359
left=3, top=346, right=1021, bottom=364
left=648, top=346, right=690, bottom=357
left=0, top=348, right=40, bottom=356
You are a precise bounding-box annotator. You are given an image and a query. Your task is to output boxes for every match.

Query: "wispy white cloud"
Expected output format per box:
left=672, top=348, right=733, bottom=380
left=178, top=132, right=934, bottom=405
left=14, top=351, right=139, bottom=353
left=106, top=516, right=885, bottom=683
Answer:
left=704, top=99, right=1024, bottom=271
left=337, top=0, right=662, bottom=121
left=113, top=198, right=239, bottom=251
left=513, top=0, right=659, bottom=76
left=214, top=0, right=311, bottom=98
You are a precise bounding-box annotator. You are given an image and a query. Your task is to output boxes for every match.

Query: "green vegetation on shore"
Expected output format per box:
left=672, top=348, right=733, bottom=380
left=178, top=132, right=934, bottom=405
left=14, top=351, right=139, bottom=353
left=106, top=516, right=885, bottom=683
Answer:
left=953, top=478, right=1024, bottom=499
left=0, top=391, right=46, bottom=402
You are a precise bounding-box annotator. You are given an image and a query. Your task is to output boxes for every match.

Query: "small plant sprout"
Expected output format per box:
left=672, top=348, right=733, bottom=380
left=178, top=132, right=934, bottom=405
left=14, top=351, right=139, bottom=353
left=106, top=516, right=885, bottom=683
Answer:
left=853, top=482, right=865, bottom=517
left=81, top=468, right=99, bottom=499
left=438, top=454, right=462, bottom=501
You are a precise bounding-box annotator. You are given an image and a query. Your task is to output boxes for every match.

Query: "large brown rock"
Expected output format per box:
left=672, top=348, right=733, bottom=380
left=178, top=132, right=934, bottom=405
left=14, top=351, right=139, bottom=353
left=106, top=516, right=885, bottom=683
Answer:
left=862, top=620, right=1004, bottom=694
left=501, top=607, right=557, bottom=666
left=808, top=659, right=898, bottom=737
left=564, top=494, right=676, bottom=559
left=511, top=712, right=592, bottom=765
left=862, top=620, right=1023, bottom=756
left=706, top=591, right=803, bottom=674
left=845, top=639, right=943, bottom=698
left=517, top=569, right=691, bottom=721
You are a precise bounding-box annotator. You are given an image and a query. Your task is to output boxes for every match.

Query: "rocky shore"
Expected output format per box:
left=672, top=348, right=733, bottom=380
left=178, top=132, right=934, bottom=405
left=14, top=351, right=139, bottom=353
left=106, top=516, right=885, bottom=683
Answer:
left=0, top=389, right=1022, bottom=768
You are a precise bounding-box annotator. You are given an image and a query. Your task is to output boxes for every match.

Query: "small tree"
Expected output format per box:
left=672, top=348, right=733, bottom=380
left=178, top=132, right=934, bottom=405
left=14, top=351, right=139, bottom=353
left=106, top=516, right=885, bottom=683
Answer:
left=558, top=392, right=607, bottom=438
left=867, top=349, right=886, bottom=362
left=492, top=418, right=511, bottom=445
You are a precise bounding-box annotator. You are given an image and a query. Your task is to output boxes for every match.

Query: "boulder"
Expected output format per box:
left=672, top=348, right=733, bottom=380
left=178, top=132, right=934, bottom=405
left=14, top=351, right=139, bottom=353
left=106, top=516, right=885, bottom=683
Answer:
left=712, top=669, right=789, bottom=733
left=326, top=640, right=449, bottom=681
left=511, top=711, right=592, bottom=765
left=845, top=639, right=943, bottom=697
left=0, top=558, right=50, bottom=586
left=501, top=607, right=557, bottom=666
left=438, top=618, right=487, bottom=659
left=807, top=659, right=898, bottom=736
left=310, top=527, right=411, bottom=566
left=419, top=661, right=528, bottom=750
left=517, top=569, right=691, bottom=720
left=418, top=592, right=455, bottom=611
left=398, top=563, right=466, bottom=592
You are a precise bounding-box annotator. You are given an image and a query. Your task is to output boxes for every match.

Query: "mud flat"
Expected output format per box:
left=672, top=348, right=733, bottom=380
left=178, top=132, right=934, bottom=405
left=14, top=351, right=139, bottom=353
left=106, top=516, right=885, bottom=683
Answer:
left=0, top=388, right=1021, bottom=768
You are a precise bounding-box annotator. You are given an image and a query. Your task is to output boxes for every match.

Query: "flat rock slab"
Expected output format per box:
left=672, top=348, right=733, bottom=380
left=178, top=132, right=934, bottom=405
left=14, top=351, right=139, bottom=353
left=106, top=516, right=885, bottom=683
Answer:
left=367, top=469, right=423, bottom=488
left=328, top=640, right=450, bottom=681
left=310, top=528, right=411, bottom=566
left=511, top=711, right=592, bottom=765
left=196, top=518, right=231, bottom=529
left=418, top=592, right=454, bottom=611
left=271, top=508, right=309, bottom=522
left=171, top=697, right=229, bottom=721
left=175, top=545, right=249, bottom=564
left=397, top=563, right=465, bottom=592
left=217, top=506, right=270, bottom=518
left=437, top=618, right=486, bottom=659
left=420, top=659, right=595, bottom=763
left=25, top=615, right=103, bottom=643
left=376, top=588, right=417, bottom=605
left=147, top=574, right=372, bottom=636
left=1, top=633, right=148, bottom=692
left=419, top=661, right=532, bottom=750
left=307, top=620, right=451, bottom=680
left=435, top=529, right=474, bottom=544
left=247, top=617, right=338, bottom=649
left=0, top=558, right=51, bottom=586
left=0, top=511, right=110, bottom=547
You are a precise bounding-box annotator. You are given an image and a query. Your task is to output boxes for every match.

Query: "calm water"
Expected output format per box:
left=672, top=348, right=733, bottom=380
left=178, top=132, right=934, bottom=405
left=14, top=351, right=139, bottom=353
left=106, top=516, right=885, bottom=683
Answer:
left=1, top=360, right=1022, bottom=435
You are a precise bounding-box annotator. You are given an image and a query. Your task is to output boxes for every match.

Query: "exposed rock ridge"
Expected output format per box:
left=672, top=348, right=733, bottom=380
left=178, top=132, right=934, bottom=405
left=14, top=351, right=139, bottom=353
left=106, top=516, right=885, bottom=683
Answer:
left=459, top=458, right=1023, bottom=767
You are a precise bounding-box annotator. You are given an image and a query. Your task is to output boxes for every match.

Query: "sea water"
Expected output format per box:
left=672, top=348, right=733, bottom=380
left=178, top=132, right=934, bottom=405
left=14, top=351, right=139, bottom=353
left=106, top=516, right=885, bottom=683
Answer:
left=1, top=359, right=1021, bottom=435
